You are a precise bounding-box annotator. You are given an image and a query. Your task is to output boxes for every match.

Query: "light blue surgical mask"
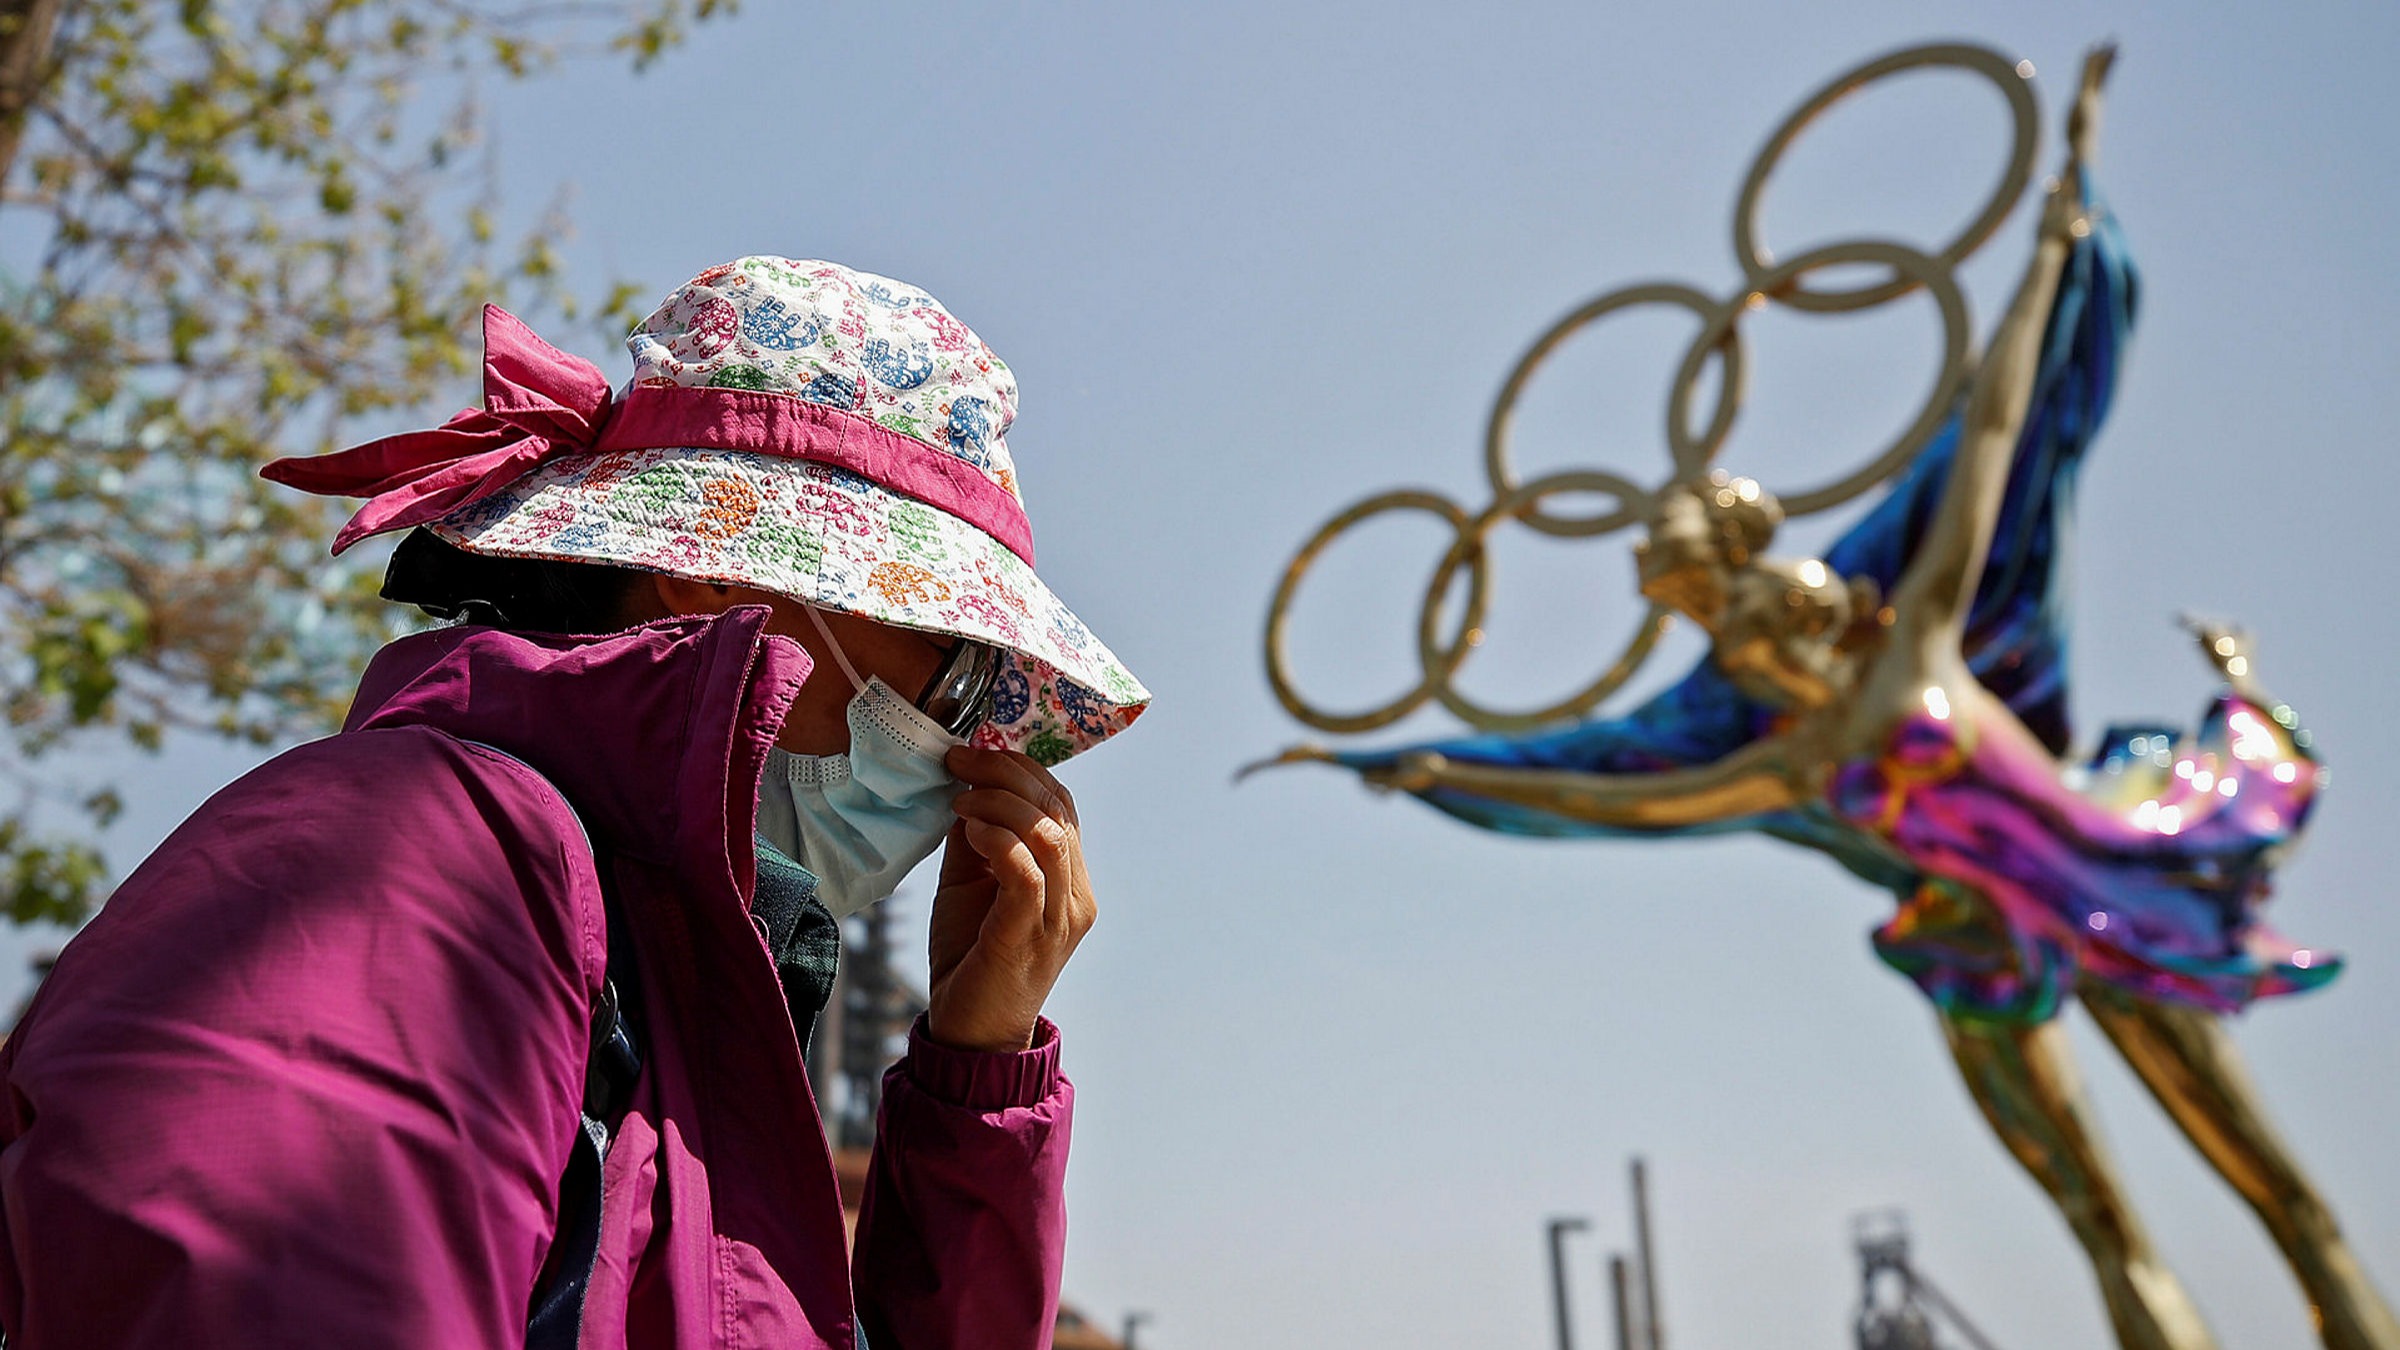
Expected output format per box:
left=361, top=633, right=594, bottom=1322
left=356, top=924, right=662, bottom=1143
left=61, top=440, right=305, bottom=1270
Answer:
left=758, top=604, right=964, bottom=919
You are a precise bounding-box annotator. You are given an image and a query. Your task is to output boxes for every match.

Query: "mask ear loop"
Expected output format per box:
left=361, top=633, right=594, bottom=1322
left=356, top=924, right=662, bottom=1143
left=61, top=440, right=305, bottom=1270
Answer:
left=796, top=599, right=869, bottom=694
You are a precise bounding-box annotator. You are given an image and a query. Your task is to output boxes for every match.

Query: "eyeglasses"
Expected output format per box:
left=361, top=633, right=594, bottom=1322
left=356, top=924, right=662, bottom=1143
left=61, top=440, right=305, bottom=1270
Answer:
left=915, top=636, right=1004, bottom=737
left=798, top=598, right=1005, bottom=738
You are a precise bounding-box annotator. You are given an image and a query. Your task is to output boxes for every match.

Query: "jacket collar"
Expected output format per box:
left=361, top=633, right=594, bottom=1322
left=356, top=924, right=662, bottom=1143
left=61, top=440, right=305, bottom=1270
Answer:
left=351, top=606, right=864, bottom=1327
left=344, top=606, right=813, bottom=898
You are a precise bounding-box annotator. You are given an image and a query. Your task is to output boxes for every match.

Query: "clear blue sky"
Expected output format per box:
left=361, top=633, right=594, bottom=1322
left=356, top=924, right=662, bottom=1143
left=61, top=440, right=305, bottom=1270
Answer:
left=33, top=2, right=2400, bottom=1345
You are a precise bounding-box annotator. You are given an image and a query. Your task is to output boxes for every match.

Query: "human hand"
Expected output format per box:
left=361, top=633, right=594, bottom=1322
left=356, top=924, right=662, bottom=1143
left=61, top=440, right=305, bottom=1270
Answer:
left=2067, top=43, right=2116, bottom=168
left=2049, top=44, right=2116, bottom=235
left=923, top=746, right=1096, bottom=1054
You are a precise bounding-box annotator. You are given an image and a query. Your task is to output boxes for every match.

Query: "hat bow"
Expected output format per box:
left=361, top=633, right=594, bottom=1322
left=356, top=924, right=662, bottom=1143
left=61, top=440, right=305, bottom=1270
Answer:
left=261, top=305, right=614, bottom=555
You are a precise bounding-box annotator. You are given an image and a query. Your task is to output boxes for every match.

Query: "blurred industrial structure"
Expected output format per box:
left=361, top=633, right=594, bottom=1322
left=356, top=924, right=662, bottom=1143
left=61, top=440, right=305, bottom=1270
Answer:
left=806, top=901, right=1129, bottom=1350
left=1853, top=1211, right=2002, bottom=1350
left=1551, top=1158, right=1667, bottom=1350
left=806, top=901, right=928, bottom=1153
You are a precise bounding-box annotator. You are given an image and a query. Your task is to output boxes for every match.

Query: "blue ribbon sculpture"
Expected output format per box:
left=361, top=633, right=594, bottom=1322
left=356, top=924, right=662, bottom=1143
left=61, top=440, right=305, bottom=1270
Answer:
left=1258, top=46, right=2395, bottom=1350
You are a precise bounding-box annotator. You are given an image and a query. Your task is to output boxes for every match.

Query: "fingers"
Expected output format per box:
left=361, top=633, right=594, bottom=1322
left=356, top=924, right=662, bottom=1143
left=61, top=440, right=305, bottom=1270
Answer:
left=947, top=744, right=1088, bottom=937
left=924, top=750, right=1098, bottom=1056
left=952, top=786, right=1078, bottom=934
left=935, top=818, right=997, bottom=891
left=958, top=815, right=1047, bottom=944
left=947, top=745, right=1078, bottom=827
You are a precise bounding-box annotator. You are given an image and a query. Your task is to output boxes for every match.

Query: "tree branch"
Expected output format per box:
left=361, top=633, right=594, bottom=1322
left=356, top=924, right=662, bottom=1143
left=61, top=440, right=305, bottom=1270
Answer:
left=0, top=0, right=68, bottom=187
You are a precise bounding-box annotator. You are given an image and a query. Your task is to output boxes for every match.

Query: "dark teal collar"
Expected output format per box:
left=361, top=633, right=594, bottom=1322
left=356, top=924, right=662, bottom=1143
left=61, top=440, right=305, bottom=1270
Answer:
left=753, top=837, right=840, bottom=1048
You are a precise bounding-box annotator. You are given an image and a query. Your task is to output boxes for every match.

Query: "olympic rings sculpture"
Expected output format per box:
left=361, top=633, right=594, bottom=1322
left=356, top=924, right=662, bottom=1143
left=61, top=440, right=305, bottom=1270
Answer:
left=1266, top=42, right=2041, bottom=734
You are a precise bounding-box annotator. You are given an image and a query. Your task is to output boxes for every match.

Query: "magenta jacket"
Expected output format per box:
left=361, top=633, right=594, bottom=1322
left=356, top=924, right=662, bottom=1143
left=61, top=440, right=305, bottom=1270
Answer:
left=0, top=608, right=1072, bottom=1348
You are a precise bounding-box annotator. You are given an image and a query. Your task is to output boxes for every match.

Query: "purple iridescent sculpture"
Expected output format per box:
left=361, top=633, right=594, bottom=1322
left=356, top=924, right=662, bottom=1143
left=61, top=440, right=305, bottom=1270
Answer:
left=1847, top=680, right=2327, bottom=1019
left=1313, top=195, right=2332, bottom=1029
left=1260, top=49, right=2394, bottom=1350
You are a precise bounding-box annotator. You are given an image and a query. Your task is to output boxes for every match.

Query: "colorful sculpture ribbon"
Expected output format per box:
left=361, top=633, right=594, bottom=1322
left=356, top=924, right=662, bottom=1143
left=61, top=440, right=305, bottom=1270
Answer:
left=1315, top=204, right=2333, bottom=1024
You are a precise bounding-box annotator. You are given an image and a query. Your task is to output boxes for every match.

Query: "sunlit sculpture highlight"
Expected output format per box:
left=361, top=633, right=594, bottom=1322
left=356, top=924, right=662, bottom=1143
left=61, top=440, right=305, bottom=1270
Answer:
left=1256, top=44, right=2397, bottom=1350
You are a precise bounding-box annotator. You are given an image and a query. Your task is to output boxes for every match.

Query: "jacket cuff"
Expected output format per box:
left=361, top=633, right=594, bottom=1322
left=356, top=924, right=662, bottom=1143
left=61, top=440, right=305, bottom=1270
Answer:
left=901, top=1015, right=1060, bottom=1111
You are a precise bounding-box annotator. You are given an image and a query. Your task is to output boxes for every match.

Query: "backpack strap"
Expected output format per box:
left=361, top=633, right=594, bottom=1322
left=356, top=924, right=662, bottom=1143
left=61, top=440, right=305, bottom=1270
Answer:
left=459, top=742, right=642, bottom=1350
left=525, top=964, right=640, bottom=1350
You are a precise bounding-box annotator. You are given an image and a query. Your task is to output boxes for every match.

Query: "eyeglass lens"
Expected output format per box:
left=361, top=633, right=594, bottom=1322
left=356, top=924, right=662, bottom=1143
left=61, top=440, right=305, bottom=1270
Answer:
left=917, top=639, right=1003, bottom=736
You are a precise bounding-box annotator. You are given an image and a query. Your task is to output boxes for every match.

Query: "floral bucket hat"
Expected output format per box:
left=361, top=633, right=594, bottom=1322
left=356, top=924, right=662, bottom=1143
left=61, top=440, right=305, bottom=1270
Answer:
left=263, top=257, right=1149, bottom=763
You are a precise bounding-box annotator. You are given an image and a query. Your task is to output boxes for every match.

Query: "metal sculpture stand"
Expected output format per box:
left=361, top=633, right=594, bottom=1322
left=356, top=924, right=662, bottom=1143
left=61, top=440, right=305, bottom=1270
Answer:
left=1258, top=42, right=2397, bottom=1350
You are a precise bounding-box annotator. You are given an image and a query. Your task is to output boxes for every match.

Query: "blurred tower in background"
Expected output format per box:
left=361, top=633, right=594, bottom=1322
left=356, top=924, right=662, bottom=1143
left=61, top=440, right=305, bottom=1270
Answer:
left=1853, top=1211, right=2001, bottom=1350
left=805, top=901, right=1129, bottom=1350
left=805, top=902, right=927, bottom=1152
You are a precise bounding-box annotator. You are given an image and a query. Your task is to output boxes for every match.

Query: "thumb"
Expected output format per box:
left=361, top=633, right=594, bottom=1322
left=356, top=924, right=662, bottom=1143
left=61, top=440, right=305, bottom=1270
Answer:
left=936, top=819, right=988, bottom=888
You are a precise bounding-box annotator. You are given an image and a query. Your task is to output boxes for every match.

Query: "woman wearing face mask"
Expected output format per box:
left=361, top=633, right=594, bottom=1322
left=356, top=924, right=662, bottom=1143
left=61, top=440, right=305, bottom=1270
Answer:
left=0, top=260, right=1150, bottom=1349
